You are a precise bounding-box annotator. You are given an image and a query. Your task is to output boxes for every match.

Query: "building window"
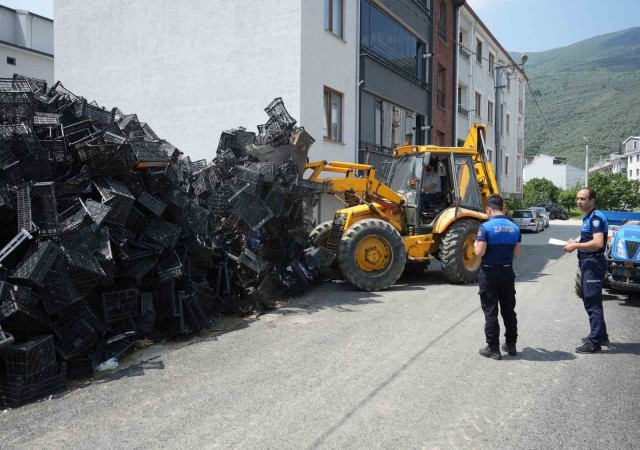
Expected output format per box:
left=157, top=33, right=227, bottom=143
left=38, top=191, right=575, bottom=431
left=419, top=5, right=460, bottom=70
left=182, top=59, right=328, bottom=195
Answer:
left=488, top=100, right=494, bottom=123
left=437, top=66, right=446, bottom=109
left=458, top=85, right=468, bottom=117
left=506, top=113, right=510, bottom=134
left=436, top=131, right=446, bottom=147
left=505, top=156, right=509, bottom=175
left=438, top=1, right=447, bottom=41
left=487, top=149, right=493, bottom=161
left=6, top=57, right=16, bottom=66
left=360, top=1, right=424, bottom=82
left=630, top=170, right=633, bottom=177
left=634, top=141, right=637, bottom=149
left=324, top=0, right=343, bottom=38
left=323, top=87, right=343, bottom=142
left=500, top=104, right=505, bottom=135
left=637, top=168, right=639, bottom=176
left=489, top=52, right=495, bottom=75
left=474, top=92, right=481, bottom=117
left=476, top=39, right=483, bottom=65
left=637, top=155, right=639, bottom=162
left=507, top=76, right=511, bottom=91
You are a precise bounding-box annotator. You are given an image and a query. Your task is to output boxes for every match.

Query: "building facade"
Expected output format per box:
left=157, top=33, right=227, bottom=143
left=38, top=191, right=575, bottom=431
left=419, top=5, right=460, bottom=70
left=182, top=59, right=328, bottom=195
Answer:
left=358, top=0, right=432, bottom=173
left=523, top=155, right=583, bottom=190
left=455, top=5, right=525, bottom=197
left=56, top=0, right=523, bottom=213
left=0, top=5, right=53, bottom=84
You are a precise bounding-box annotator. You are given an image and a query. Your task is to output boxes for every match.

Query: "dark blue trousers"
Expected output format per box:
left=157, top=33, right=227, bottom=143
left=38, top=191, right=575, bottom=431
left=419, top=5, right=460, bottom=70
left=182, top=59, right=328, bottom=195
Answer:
left=579, top=255, right=608, bottom=344
left=479, top=265, right=517, bottom=349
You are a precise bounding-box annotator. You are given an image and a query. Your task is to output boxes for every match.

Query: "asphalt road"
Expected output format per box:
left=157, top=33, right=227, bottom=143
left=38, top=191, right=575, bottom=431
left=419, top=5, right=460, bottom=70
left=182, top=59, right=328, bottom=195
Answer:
left=2, top=220, right=639, bottom=449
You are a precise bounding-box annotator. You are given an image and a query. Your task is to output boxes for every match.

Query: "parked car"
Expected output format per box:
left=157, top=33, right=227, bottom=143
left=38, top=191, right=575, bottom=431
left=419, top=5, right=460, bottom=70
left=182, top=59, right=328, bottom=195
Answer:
left=510, top=209, right=545, bottom=233
left=530, top=206, right=550, bottom=228
left=533, top=202, right=569, bottom=220
left=605, top=217, right=640, bottom=293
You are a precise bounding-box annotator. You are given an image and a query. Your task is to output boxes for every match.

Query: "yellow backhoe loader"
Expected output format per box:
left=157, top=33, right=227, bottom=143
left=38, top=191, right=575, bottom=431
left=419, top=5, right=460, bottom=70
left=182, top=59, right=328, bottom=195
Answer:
left=305, top=123, right=498, bottom=291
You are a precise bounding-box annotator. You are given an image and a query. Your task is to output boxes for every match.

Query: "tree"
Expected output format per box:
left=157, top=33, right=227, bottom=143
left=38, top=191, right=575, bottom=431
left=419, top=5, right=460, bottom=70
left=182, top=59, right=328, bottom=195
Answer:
left=522, top=178, right=560, bottom=206
left=558, top=188, right=578, bottom=212
left=587, top=172, right=640, bottom=211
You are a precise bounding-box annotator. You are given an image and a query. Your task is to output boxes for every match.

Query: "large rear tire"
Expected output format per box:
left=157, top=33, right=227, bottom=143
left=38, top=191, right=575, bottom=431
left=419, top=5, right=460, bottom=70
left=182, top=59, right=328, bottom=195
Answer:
left=338, top=219, right=406, bottom=291
left=439, top=219, right=481, bottom=284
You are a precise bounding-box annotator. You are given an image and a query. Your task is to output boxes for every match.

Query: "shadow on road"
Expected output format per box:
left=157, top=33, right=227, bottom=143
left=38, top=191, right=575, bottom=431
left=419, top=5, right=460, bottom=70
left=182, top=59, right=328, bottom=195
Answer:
left=516, top=347, right=577, bottom=361
left=514, top=246, right=569, bottom=283
left=603, top=292, right=640, bottom=308
left=604, top=343, right=640, bottom=355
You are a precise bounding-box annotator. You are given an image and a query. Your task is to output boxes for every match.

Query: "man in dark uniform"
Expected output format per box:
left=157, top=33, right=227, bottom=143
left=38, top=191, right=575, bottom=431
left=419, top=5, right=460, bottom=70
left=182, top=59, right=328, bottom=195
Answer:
left=474, top=194, right=522, bottom=360
left=563, top=187, right=609, bottom=353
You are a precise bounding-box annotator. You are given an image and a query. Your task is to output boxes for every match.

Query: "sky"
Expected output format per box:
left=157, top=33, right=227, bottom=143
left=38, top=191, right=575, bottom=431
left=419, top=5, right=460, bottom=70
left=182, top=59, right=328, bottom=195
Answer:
left=466, top=0, right=640, bottom=53
left=2, top=0, right=639, bottom=53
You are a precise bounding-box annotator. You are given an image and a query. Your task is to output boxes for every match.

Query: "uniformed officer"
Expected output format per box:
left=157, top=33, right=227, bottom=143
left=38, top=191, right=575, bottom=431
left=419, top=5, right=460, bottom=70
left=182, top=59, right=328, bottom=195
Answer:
left=474, top=194, right=522, bottom=360
left=563, top=187, right=609, bottom=353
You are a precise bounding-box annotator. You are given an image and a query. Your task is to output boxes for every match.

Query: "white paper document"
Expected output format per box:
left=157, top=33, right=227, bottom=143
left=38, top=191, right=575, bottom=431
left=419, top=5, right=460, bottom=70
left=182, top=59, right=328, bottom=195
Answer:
left=547, top=238, right=567, bottom=246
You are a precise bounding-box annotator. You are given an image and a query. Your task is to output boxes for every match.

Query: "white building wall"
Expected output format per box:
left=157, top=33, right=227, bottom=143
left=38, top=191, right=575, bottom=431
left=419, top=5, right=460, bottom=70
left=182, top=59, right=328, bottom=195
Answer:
left=456, top=6, right=523, bottom=197
left=523, top=155, right=583, bottom=190
left=55, top=0, right=303, bottom=162
left=0, top=7, right=53, bottom=84
left=628, top=150, right=640, bottom=180
left=300, top=0, right=358, bottom=223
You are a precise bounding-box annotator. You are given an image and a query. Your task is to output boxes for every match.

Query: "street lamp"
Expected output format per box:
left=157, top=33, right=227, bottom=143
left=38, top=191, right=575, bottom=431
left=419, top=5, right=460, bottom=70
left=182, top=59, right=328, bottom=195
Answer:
left=583, top=136, right=589, bottom=187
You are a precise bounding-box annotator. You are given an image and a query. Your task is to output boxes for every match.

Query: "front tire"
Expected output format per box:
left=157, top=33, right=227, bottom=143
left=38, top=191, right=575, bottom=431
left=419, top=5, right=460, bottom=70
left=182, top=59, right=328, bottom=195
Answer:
left=439, top=219, right=481, bottom=284
left=309, top=220, right=332, bottom=247
left=337, top=219, right=406, bottom=291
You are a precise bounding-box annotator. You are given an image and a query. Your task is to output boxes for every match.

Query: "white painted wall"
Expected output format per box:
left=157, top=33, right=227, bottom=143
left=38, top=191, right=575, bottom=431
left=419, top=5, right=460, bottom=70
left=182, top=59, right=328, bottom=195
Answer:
left=300, top=0, right=358, bottom=222
left=628, top=151, right=640, bottom=180
left=0, top=7, right=53, bottom=84
left=55, top=0, right=303, bottom=162
left=523, top=155, right=583, bottom=190
left=456, top=6, right=524, bottom=196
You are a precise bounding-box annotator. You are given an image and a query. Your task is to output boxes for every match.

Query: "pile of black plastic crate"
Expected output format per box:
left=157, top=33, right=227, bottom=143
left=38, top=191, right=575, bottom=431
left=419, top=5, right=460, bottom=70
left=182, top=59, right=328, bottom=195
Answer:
left=0, top=75, right=329, bottom=407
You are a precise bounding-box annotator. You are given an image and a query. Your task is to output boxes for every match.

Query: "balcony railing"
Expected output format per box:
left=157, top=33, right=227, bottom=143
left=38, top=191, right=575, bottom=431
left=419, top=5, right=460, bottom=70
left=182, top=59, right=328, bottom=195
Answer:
left=458, top=105, right=469, bottom=118
left=437, top=89, right=446, bottom=109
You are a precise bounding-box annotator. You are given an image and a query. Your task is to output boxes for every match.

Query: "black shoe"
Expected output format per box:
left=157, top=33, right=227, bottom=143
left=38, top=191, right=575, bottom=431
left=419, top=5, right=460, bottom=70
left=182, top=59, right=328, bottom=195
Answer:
left=582, top=336, right=610, bottom=346
left=575, top=342, right=602, bottom=353
left=501, top=343, right=517, bottom=356
left=479, top=346, right=502, bottom=360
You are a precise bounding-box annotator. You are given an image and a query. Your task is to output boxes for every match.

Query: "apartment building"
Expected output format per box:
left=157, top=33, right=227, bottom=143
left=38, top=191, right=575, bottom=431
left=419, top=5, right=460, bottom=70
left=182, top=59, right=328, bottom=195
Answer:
left=56, top=0, right=523, bottom=210
left=0, top=5, right=53, bottom=84
left=456, top=5, right=525, bottom=197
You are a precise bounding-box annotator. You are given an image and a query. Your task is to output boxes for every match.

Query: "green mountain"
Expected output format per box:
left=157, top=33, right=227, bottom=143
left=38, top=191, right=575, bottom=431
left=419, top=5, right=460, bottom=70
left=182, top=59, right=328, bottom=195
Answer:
left=512, top=27, right=640, bottom=169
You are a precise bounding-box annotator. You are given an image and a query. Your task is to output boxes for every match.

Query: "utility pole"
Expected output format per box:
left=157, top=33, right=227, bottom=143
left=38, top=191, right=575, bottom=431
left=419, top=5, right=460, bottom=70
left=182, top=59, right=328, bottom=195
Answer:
left=494, top=66, right=503, bottom=190
left=583, top=136, right=589, bottom=187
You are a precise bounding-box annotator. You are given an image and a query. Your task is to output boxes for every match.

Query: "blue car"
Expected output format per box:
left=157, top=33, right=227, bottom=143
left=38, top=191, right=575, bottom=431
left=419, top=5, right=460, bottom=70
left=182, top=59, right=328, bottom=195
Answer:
left=607, top=218, right=640, bottom=293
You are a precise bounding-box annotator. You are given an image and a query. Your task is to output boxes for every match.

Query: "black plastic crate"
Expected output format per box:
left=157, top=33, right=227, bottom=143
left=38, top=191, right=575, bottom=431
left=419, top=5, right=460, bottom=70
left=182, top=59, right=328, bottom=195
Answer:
left=1, top=160, right=25, bottom=187
left=0, top=229, right=34, bottom=269
left=0, top=282, right=49, bottom=332
left=136, top=191, right=166, bottom=217
left=3, top=335, right=57, bottom=383
left=123, top=259, right=157, bottom=284
left=53, top=318, right=98, bottom=360
left=0, top=363, right=66, bottom=408
left=31, top=182, right=59, bottom=236
left=157, top=253, right=183, bottom=281
left=277, top=161, right=299, bottom=186
left=75, top=98, right=115, bottom=125
left=143, top=219, right=181, bottom=249
left=229, top=190, right=273, bottom=231
left=264, top=97, right=297, bottom=129
left=16, top=184, right=35, bottom=233
left=182, top=201, right=210, bottom=235
left=130, top=141, right=169, bottom=168
left=101, top=288, right=138, bottom=323
left=11, top=241, right=61, bottom=288
left=42, top=256, right=81, bottom=315
left=263, top=185, right=290, bottom=218
left=0, top=90, right=34, bottom=126
left=66, top=354, right=96, bottom=379
left=290, top=178, right=327, bottom=199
